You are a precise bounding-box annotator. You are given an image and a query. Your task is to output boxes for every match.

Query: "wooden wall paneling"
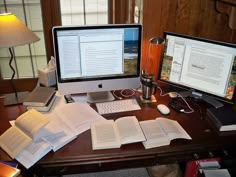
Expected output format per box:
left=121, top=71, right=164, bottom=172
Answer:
left=111, top=0, right=130, bottom=24
left=142, top=0, right=178, bottom=78
left=175, top=0, right=191, bottom=34
left=232, top=31, right=236, bottom=42
left=142, top=0, right=236, bottom=80
left=194, top=0, right=234, bottom=42
left=142, top=0, right=163, bottom=77
left=174, top=0, right=233, bottom=41
left=160, top=0, right=178, bottom=35
left=108, top=0, right=114, bottom=24
left=187, top=0, right=203, bottom=36
left=215, top=0, right=236, bottom=42
left=216, top=0, right=236, bottom=30
left=204, top=0, right=230, bottom=41
left=41, top=0, right=61, bottom=61
left=192, top=0, right=208, bottom=36
left=198, top=0, right=212, bottom=38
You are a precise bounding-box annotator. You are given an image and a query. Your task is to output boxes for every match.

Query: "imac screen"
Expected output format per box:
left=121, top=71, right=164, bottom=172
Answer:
left=53, top=24, right=142, bottom=100
left=159, top=32, right=236, bottom=104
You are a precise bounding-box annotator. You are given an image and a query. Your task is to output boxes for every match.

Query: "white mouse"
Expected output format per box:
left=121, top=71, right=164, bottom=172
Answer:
left=157, top=104, right=170, bottom=115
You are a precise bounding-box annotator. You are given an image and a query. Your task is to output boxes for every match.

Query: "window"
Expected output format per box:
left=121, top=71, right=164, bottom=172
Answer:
left=0, top=0, right=142, bottom=81
left=60, top=0, right=108, bottom=25
left=0, top=0, right=47, bottom=79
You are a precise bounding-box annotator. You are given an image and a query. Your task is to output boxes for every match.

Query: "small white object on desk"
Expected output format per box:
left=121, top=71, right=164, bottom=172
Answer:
left=157, top=104, right=170, bottom=115
left=38, top=56, right=56, bottom=87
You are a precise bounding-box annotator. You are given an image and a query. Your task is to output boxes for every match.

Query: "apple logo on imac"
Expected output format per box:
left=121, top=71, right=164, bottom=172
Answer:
left=98, top=84, right=102, bottom=88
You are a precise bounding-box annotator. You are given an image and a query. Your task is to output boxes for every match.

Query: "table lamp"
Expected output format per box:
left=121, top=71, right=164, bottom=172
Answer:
left=0, top=13, right=40, bottom=105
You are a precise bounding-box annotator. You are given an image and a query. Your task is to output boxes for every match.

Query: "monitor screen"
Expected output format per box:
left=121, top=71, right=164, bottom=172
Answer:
left=53, top=24, right=142, bottom=102
left=159, top=32, right=236, bottom=105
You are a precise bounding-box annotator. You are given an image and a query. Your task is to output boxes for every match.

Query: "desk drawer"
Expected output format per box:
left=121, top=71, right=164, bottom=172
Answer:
left=33, top=156, right=157, bottom=176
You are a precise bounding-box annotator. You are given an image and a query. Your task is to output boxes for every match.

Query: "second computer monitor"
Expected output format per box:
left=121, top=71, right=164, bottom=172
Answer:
left=158, top=32, right=236, bottom=107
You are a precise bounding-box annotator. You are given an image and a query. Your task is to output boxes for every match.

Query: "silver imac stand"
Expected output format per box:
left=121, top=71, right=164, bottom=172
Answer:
left=87, top=91, right=115, bottom=103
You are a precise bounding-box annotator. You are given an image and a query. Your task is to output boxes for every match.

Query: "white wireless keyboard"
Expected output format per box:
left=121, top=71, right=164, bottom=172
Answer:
left=96, top=99, right=141, bottom=114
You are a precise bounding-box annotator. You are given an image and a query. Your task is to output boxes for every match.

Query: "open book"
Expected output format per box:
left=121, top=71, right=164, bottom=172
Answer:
left=140, top=118, right=191, bottom=149
left=91, top=116, right=146, bottom=150
left=0, top=109, right=49, bottom=158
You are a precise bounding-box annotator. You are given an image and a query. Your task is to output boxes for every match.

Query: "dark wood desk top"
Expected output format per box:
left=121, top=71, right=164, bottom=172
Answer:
left=1, top=91, right=236, bottom=176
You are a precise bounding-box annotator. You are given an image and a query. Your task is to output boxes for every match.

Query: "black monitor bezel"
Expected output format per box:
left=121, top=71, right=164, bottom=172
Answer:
left=52, top=24, right=142, bottom=84
left=158, top=32, right=236, bottom=104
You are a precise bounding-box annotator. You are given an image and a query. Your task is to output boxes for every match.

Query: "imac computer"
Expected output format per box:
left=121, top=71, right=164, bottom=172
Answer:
left=158, top=32, right=236, bottom=108
left=52, top=24, right=142, bottom=102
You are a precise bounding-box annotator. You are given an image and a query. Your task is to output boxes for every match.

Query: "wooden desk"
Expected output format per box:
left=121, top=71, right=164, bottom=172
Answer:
left=1, top=91, right=236, bottom=177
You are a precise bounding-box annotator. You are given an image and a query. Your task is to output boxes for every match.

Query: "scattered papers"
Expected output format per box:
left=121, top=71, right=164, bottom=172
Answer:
left=0, top=109, right=49, bottom=159
left=15, top=139, right=52, bottom=169
left=54, top=102, right=106, bottom=135
left=1, top=94, right=105, bottom=169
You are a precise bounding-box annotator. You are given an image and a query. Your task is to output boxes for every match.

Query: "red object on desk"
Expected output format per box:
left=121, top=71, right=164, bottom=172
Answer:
left=0, top=162, right=20, bottom=177
left=184, top=157, right=221, bottom=177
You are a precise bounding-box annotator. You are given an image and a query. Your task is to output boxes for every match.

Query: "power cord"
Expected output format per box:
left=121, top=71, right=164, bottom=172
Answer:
left=112, top=90, right=123, bottom=100
left=121, top=89, right=135, bottom=97
left=112, top=89, right=136, bottom=100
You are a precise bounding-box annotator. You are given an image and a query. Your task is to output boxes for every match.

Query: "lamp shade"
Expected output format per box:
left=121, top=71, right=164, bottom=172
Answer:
left=0, top=13, right=40, bottom=48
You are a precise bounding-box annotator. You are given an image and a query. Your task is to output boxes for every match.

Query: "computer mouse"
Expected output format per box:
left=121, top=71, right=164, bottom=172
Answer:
left=157, top=104, right=170, bottom=115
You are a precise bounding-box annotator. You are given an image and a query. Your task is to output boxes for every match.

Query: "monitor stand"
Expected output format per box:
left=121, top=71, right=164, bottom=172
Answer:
left=179, top=90, right=224, bottom=109
left=87, top=91, right=115, bottom=103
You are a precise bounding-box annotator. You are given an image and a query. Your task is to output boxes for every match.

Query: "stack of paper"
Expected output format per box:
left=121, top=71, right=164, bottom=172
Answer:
left=0, top=95, right=106, bottom=169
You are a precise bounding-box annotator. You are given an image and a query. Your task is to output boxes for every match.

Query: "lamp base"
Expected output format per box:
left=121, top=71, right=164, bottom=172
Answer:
left=140, top=95, right=157, bottom=103
left=3, top=91, right=29, bottom=106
